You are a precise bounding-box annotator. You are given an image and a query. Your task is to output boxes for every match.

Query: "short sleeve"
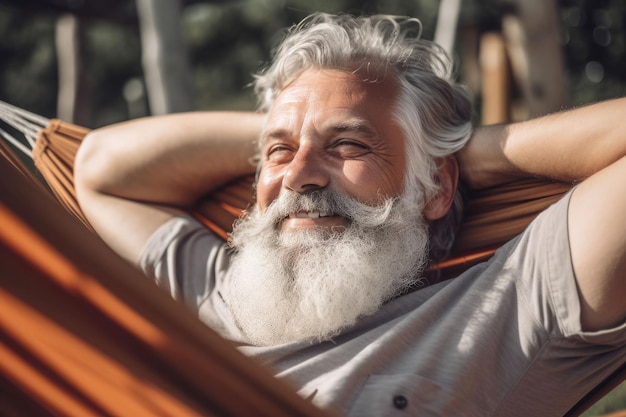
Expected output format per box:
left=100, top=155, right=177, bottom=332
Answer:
left=137, top=215, right=231, bottom=310
left=512, top=190, right=626, bottom=345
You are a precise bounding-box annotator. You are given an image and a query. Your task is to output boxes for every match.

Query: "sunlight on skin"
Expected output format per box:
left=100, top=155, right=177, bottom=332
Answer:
left=256, top=68, right=408, bottom=235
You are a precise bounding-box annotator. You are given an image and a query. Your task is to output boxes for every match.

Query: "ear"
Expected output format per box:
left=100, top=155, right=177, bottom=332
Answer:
left=423, top=156, right=459, bottom=221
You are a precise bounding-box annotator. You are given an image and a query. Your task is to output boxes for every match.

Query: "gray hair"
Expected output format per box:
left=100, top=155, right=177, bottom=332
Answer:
left=253, top=13, right=473, bottom=263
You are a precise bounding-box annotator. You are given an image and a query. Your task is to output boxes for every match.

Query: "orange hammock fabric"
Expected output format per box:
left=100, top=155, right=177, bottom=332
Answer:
left=0, top=145, right=333, bottom=417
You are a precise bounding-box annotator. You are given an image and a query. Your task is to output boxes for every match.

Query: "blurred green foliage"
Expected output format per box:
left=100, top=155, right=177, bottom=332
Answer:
left=560, top=0, right=626, bottom=105
left=582, top=382, right=626, bottom=416
left=1, top=0, right=625, bottom=128
left=181, top=0, right=441, bottom=112
left=0, top=4, right=58, bottom=118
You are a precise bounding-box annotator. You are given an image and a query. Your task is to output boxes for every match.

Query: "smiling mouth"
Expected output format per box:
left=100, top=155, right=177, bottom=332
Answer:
left=280, top=211, right=348, bottom=233
left=287, top=210, right=333, bottom=219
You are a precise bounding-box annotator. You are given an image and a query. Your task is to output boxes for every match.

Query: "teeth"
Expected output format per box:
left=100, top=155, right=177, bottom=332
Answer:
left=291, top=211, right=330, bottom=219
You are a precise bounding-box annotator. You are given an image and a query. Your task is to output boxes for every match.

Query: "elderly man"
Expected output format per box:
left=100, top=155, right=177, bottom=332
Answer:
left=75, top=13, right=626, bottom=417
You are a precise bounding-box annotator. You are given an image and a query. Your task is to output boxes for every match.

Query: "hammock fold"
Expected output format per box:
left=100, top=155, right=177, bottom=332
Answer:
left=0, top=147, right=333, bottom=417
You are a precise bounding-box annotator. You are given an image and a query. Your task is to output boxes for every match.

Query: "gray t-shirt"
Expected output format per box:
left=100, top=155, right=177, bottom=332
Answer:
left=139, top=192, right=626, bottom=416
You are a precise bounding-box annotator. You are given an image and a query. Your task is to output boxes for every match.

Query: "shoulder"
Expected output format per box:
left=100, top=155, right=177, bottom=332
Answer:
left=138, top=214, right=230, bottom=303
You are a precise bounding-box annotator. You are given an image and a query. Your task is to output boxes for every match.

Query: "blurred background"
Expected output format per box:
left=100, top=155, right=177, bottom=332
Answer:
left=1, top=0, right=625, bottom=129
left=0, top=0, right=624, bottom=415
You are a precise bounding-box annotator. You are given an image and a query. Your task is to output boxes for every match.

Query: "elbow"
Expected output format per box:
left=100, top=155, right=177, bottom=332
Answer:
left=74, top=130, right=115, bottom=194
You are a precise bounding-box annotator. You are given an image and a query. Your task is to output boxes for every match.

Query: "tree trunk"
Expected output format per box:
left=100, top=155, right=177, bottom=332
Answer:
left=501, top=0, right=568, bottom=119
left=136, top=0, right=193, bottom=115
left=434, top=0, right=462, bottom=56
left=55, top=14, right=91, bottom=126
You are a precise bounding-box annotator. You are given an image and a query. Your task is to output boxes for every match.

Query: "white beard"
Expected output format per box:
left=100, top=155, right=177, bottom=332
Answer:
left=223, top=189, right=430, bottom=346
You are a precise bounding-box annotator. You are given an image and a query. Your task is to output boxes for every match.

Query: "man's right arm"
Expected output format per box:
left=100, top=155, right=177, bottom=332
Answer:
left=74, top=111, right=263, bottom=263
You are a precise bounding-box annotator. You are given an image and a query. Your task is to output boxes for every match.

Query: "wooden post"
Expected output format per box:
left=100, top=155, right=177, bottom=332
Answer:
left=480, top=32, right=510, bottom=125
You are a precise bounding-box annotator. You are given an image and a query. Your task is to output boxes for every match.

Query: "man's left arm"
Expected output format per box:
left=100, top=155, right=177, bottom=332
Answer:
left=459, top=97, right=626, bottom=331
left=568, top=146, right=626, bottom=331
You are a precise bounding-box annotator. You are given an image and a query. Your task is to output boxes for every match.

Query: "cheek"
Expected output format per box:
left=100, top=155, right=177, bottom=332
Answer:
left=340, top=161, right=406, bottom=203
left=256, top=166, right=283, bottom=210
left=388, top=165, right=407, bottom=196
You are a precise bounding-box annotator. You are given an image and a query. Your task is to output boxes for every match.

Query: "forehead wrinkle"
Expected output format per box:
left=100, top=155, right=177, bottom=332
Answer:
left=261, top=127, right=291, bottom=145
left=261, top=104, right=304, bottom=146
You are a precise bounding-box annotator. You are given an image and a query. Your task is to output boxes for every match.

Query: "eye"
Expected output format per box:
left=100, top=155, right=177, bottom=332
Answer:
left=337, top=139, right=367, bottom=148
left=265, top=144, right=293, bottom=162
left=332, top=139, right=371, bottom=157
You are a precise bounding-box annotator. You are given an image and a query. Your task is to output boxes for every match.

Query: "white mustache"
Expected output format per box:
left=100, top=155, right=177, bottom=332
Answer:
left=263, top=189, right=397, bottom=229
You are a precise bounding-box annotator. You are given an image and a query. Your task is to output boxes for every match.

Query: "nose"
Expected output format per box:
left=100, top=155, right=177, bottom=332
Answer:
left=283, top=145, right=330, bottom=193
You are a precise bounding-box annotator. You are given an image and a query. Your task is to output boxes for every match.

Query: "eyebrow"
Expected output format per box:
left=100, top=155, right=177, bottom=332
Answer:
left=331, top=120, right=378, bottom=138
left=260, top=128, right=291, bottom=147
left=261, top=119, right=379, bottom=145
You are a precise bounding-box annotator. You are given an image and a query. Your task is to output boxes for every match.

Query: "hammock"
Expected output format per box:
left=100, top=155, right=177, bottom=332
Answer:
left=0, top=100, right=623, bottom=416
left=0, top=141, right=332, bottom=417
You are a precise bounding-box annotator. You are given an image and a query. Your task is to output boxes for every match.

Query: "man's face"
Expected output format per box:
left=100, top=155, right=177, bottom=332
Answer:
left=256, top=68, right=408, bottom=234
left=224, top=69, right=430, bottom=346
